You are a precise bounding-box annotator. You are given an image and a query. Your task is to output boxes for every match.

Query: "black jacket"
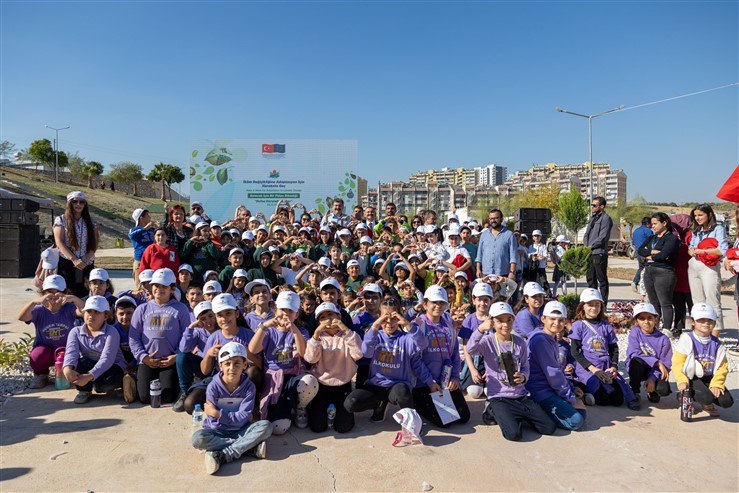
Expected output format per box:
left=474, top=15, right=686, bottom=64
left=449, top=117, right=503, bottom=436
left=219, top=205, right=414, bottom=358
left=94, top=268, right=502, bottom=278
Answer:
left=638, top=232, right=680, bottom=269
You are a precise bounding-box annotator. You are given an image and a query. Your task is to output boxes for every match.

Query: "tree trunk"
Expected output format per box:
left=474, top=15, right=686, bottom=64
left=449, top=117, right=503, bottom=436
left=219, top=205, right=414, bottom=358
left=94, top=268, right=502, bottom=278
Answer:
left=161, top=179, right=166, bottom=201
left=87, top=175, right=93, bottom=188
left=133, top=182, right=138, bottom=196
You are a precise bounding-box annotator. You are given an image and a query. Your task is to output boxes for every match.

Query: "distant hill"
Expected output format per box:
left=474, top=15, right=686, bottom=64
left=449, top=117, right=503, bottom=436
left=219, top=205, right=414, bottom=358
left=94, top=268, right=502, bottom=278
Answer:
left=0, top=165, right=188, bottom=248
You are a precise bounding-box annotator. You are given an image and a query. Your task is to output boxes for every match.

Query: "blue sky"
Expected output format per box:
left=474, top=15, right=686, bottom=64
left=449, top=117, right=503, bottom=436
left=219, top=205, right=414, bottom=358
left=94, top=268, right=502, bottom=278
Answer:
left=2, top=1, right=737, bottom=203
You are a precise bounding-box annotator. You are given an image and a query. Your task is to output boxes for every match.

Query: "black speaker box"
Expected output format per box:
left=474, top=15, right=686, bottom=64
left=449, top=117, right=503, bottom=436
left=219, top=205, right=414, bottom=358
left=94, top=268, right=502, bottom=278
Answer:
left=515, top=208, right=552, bottom=222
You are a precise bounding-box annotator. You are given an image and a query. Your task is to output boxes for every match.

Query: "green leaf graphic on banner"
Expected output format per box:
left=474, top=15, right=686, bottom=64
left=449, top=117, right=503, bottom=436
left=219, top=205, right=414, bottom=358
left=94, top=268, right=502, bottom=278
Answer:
left=350, top=173, right=356, bottom=179
left=204, top=147, right=232, bottom=166
left=190, top=167, right=196, bottom=177
left=195, top=175, right=203, bottom=180
left=347, top=191, right=354, bottom=198
left=193, top=182, right=202, bottom=191
left=339, top=185, right=345, bottom=192
left=204, top=167, right=214, bottom=175
left=191, top=150, right=198, bottom=158
left=209, top=175, right=215, bottom=182
left=217, top=168, right=228, bottom=185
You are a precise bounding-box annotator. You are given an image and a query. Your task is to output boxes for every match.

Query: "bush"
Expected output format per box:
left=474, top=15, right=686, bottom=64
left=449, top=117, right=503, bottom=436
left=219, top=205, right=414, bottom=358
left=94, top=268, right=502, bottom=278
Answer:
left=558, top=293, right=579, bottom=320
left=559, top=246, right=592, bottom=295
left=0, top=333, right=34, bottom=368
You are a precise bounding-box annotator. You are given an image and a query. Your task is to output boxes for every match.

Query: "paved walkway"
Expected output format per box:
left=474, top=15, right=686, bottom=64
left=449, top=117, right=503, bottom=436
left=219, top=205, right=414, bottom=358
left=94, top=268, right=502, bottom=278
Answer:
left=1, top=272, right=738, bottom=492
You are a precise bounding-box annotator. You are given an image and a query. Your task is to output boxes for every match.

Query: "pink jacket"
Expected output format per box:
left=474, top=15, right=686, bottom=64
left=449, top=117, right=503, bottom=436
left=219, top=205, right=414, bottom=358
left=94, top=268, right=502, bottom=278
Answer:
left=304, top=331, right=363, bottom=386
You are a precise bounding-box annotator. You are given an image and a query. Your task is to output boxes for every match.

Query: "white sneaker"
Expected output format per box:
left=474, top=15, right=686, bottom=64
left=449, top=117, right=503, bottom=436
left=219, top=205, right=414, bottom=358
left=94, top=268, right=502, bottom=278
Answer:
left=204, top=451, right=223, bottom=475
left=584, top=393, right=596, bottom=406
left=253, top=441, right=267, bottom=459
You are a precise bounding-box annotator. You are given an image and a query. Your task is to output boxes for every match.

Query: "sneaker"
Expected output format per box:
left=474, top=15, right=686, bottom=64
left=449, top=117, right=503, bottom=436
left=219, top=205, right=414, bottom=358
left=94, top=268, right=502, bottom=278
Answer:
left=371, top=401, right=388, bottom=422
left=583, top=393, right=596, bottom=406
left=482, top=406, right=497, bottom=426
left=252, top=440, right=267, bottom=459
left=172, top=392, right=186, bottom=413
left=703, top=403, right=720, bottom=417
left=29, top=374, right=48, bottom=389
left=204, top=451, right=223, bottom=475
left=631, top=282, right=638, bottom=293
left=122, top=374, right=137, bottom=403
left=294, top=407, right=308, bottom=429
left=73, top=391, right=91, bottom=404
left=647, top=391, right=660, bottom=403
left=626, top=398, right=641, bottom=411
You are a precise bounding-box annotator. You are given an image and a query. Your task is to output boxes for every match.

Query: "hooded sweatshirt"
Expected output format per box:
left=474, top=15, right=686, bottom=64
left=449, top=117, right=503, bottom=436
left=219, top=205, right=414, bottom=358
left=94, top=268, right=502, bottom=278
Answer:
left=129, top=299, right=191, bottom=363
left=363, top=329, right=435, bottom=389
left=412, top=314, right=461, bottom=387
left=246, top=247, right=284, bottom=287
left=202, top=372, right=256, bottom=431
left=526, top=329, right=576, bottom=404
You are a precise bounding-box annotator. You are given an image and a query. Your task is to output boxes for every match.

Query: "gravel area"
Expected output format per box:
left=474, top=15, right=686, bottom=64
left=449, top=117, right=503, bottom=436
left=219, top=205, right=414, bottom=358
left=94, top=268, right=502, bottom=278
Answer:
left=0, top=361, right=34, bottom=407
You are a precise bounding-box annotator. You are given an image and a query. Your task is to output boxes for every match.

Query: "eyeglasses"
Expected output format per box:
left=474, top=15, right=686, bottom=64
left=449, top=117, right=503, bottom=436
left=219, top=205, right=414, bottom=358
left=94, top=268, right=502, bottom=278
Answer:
left=72, top=200, right=86, bottom=205
left=590, top=203, right=599, bottom=208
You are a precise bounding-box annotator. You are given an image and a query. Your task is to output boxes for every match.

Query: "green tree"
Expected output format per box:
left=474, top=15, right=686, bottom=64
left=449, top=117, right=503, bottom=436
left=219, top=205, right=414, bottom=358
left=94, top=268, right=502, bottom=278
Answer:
left=27, top=139, right=55, bottom=171
left=109, top=162, right=143, bottom=196
left=146, top=163, right=186, bottom=200
left=0, top=140, right=16, bottom=160
left=559, top=245, right=592, bottom=295
left=56, top=151, right=69, bottom=171
left=514, top=183, right=562, bottom=217
left=67, top=151, right=86, bottom=177
left=80, top=161, right=104, bottom=189
left=558, top=187, right=589, bottom=240
left=612, top=195, right=653, bottom=241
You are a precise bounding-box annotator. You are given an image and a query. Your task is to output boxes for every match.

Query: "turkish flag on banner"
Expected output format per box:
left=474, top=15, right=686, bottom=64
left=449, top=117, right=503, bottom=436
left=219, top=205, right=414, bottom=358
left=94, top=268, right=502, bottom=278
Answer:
left=262, top=144, right=274, bottom=153
left=717, top=165, right=739, bottom=203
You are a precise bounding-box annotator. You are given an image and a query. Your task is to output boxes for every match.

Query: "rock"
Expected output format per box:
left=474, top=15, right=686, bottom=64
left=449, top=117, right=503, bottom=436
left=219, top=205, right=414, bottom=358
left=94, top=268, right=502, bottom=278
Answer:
left=421, top=482, right=433, bottom=491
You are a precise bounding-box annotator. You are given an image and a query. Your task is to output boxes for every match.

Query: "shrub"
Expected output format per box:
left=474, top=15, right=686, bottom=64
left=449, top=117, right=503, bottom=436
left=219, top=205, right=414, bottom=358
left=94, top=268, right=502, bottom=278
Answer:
left=559, top=246, right=592, bottom=295
left=0, top=333, right=34, bottom=368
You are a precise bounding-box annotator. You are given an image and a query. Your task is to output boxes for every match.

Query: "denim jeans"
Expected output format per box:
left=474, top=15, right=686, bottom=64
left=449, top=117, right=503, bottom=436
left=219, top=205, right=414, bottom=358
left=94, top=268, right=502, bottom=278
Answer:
left=176, top=352, right=205, bottom=394
left=536, top=394, right=586, bottom=431
left=192, top=420, right=272, bottom=461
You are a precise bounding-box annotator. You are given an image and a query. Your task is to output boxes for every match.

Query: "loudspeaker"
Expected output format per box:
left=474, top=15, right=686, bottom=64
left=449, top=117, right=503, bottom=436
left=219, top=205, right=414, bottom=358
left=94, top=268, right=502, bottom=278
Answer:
left=0, top=225, right=40, bottom=278
left=515, top=208, right=551, bottom=222
left=0, top=211, right=39, bottom=225
left=0, top=198, right=40, bottom=212
left=515, top=221, right=552, bottom=237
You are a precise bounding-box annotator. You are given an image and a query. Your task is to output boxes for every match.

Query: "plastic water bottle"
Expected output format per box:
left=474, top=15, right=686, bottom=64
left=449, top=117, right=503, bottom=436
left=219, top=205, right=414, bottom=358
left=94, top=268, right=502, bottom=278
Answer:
left=192, top=404, right=204, bottom=429
left=327, top=404, right=336, bottom=429
left=149, top=379, right=162, bottom=408
left=54, top=349, right=70, bottom=390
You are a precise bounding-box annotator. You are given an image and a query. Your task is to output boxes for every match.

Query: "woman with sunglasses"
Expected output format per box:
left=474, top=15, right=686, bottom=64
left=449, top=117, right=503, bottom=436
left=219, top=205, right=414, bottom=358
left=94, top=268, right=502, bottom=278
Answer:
left=53, top=191, right=99, bottom=297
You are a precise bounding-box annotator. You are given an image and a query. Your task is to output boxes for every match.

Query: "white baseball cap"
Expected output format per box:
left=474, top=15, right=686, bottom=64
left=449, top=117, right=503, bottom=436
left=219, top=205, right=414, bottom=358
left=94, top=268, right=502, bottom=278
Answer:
left=151, top=268, right=176, bottom=286
left=580, top=288, right=604, bottom=303
left=424, top=285, right=448, bottom=303
left=274, top=225, right=286, bottom=233
left=471, top=230, right=481, bottom=236
left=408, top=253, right=422, bottom=262
left=212, top=293, right=237, bottom=314
left=114, top=295, right=137, bottom=308
left=424, top=225, right=437, bottom=234
left=268, top=246, right=281, bottom=254
left=195, top=221, right=209, bottom=230
left=691, top=303, right=717, bottom=321
left=42, top=274, right=66, bottom=292
left=632, top=302, right=658, bottom=318
left=276, top=290, right=301, bottom=312
left=191, top=201, right=203, bottom=208
left=472, top=282, right=494, bottom=298
left=454, top=271, right=468, bottom=281
left=338, top=228, right=352, bottom=236
left=41, top=248, right=59, bottom=269
left=447, top=225, right=461, bottom=237
left=229, top=228, right=240, bottom=236
left=210, top=220, right=222, bottom=228
left=532, top=230, right=542, bottom=236
left=178, top=264, right=193, bottom=274
left=233, top=269, right=248, bottom=279
left=218, top=341, right=248, bottom=363
left=203, top=280, right=223, bottom=294
left=67, top=190, right=86, bottom=202
left=139, top=269, right=155, bottom=283
left=229, top=247, right=244, bottom=257
left=203, top=270, right=218, bottom=282
left=373, top=258, right=385, bottom=267
left=194, top=300, right=213, bottom=318
left=245, top=279, right=269, bottom=295
left=248, top=216, right=260, bottom=223
left=315, top=301, right=340, bottom=318
left=82, top=295, right=110, bottom=313
left=242, top=231, right=255, bottom=241
left=542, top=301, right=568, bottom=318
left=448, top=213, right=459, bottom=223
left=256, top=225, right=269, bottom=233
left=347, top=259, right=360, bottom=268
left=89, top=268, right=109, bottom=282
left=318, top=257, right=331, bottom=268
left=434, top=263, right=449, bottom=272
left=394, top=262, right=409, bottom=271
left=132, top=208, right=147, bottom=224
left=490, top=302, right=514, bottom=318
left=523, top=282, right=546, bottom=297
left=355, top=223, right=368, bottom=230
left=555, top=235, right=569, bottom=243
left=359, top=283, right=383, bottom=297
left=320, top=278, right=341, bottom=291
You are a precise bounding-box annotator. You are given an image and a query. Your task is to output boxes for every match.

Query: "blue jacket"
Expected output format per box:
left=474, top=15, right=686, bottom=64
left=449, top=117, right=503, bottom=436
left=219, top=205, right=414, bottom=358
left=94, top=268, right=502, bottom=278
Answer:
left=128, top=226, right=155, bottom=261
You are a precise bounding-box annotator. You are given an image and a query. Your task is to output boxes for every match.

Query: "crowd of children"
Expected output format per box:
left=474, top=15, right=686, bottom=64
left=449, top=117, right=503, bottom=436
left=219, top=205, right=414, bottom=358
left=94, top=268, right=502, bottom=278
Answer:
left=21, top=196, right=734, bottom=474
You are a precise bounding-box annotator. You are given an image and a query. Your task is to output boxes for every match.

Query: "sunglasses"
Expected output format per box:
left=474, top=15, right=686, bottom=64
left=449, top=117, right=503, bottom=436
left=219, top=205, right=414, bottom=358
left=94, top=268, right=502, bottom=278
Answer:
left=72, top=199, right=86, bottom=205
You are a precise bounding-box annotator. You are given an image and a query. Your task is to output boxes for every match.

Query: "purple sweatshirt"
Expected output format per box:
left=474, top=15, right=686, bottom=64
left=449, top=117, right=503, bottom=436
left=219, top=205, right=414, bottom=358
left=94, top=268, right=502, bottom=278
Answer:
left=202, top=372, right=256, bottom=431
left=466, top=330, right=530, bottom=399
left=362, top=329, right=435, bottom=389
left=625, top=327, right=673, bottom=380
left=569, top=320, right=617, bottom=384
left=128, top=299, right=191, bottom=363
left=29, top=303, right=78, bottom=349
left=526, top=329, right=577, bottom=404
left=513, top=308, right=542, bottom=339
left=179, top=326, right=214, bottom=354
left=411, top=314, right=461, bottom=386
left=460, top=313, right=487, bottom=341
left=63, top=323, right=127, bottom=379
left=245, top=310, right=274, bottom=331
left=202, top=327, right=254, bottom=371
left=260, top=327, right=310, bottom=372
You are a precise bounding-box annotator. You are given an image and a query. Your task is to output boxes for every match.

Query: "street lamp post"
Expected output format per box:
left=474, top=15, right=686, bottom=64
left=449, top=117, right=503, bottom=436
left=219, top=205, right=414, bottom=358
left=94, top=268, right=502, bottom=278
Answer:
left=555, top=106, right=624, bottom=216
left=45, top=124, right=70, bottom=183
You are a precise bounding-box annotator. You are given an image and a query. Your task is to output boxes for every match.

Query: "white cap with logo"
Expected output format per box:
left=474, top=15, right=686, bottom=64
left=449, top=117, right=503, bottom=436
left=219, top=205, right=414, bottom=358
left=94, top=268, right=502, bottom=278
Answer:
left=580, top=288, right=604, bottom=303
left=542, top=301, right=568, bottom=318
left=212, top=293, right=237, bottom=314
left=490, top=302, right=514, bottom=318
left=423, top=285, right=448, bottom=303
left=276, top=291, right=301, bottom=312
left=82, top=295, right=110, bottom=313
left=218, top=341, right=249, bottom=363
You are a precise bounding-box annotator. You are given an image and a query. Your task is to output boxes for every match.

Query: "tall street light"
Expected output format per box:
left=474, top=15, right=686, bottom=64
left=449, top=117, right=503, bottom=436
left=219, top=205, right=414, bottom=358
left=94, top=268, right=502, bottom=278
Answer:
left=555, top=105, right=624, bottom=216
left=45, top=124, right=70, bottom=183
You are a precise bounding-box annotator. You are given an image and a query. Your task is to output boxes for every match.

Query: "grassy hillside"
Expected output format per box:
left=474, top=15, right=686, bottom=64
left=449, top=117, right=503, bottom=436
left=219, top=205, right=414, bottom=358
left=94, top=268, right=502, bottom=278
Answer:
left=0, top=166, right=188, bottom=248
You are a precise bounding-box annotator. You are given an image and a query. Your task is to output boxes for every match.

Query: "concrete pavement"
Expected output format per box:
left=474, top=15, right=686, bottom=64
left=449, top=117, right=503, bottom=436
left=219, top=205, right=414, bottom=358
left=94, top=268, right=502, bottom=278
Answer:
left=1, top=270, right=738, bottom=492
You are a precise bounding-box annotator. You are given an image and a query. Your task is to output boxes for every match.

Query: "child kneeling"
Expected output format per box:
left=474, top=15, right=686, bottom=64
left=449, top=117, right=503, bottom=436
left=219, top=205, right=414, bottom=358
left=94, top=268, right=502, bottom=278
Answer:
left=672, top=304, right=734, bottom=417
left=191, top=342, right=272, bottom=475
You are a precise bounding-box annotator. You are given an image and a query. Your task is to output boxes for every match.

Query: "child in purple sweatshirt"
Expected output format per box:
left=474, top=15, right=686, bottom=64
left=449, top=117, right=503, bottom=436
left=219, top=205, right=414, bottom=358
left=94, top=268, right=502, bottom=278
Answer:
left=466, top=302, right=556, bottom=441
left=411, top=285, right=470, bottom=427
left=62, top=296, right=127, bottom=404
left=191, top=341, right=272, bottom=475
left=344, top=299, right=439, bottom=423
left=526, top=301, right=586, bottom=431
left=129, top=268, right=191, bottom=405
left=625, top=302, right=672, bottom=403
